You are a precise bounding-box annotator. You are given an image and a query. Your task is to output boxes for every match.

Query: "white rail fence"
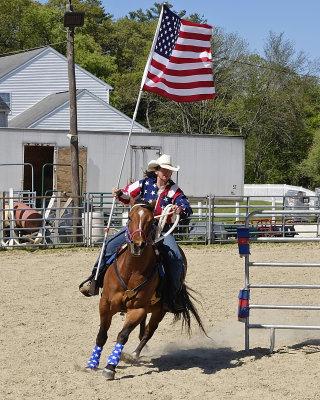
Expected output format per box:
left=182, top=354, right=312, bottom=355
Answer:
left=1, top=191, right=320, bottom=248
left=238, top=209, right=320, bottom=353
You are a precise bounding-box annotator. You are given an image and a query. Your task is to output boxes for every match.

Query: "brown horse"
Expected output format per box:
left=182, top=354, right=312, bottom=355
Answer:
left=86, top=200, right=205, bottom=380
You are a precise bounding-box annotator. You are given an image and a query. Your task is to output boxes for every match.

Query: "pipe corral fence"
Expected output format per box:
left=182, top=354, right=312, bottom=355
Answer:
left=237, top=209, right=320, bottom=353
left=1, top=191, right=320, bottom=249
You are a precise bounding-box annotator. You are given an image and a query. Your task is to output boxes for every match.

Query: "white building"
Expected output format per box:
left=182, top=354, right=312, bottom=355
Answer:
left=0, top=46, right=147, bottom=132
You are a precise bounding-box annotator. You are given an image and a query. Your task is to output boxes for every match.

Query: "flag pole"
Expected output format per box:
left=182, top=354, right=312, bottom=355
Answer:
left=89, top=5, right=165, bottom=294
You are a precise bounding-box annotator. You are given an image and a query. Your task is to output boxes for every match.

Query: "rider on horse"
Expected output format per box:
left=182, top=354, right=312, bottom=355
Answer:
left=79, top=154, right=193, bottom=312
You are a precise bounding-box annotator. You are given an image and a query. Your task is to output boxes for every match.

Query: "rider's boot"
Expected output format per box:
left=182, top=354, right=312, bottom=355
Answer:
left=79, top=264, right=107, bottom=297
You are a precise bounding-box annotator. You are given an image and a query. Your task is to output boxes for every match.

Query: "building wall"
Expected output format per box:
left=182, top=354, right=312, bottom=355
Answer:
left=0, top=111, right=8, bottom=127
left=0, top=128, right=244, bottom=197
left=34, top=91, right=147, bottom=132
left=0, top=48, right=110, bottom=119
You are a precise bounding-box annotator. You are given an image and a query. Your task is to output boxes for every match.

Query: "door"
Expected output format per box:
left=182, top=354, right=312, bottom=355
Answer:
left=23, top=144, right=55, bottom=196
left=130, top=146, right=162, bottom=182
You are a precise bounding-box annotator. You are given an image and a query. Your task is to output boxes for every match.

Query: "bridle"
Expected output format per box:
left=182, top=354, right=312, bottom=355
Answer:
left=125, top=204, right=155, bottom=253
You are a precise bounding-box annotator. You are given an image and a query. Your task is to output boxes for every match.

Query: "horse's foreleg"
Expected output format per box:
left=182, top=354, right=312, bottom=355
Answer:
left=132, top=306, right=166, bottom=359
left=102, top=308, right=146, bottom=380
left=139, top=315, right=147, bottom=341
left=87, top=299, right=112, bottom=370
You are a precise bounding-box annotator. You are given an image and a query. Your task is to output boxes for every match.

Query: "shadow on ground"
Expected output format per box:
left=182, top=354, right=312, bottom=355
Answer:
left=110, top=339, right=320, bottom=380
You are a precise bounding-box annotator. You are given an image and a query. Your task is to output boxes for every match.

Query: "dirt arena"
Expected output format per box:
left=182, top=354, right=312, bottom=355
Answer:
left=2, top=243, right=320, bottom=400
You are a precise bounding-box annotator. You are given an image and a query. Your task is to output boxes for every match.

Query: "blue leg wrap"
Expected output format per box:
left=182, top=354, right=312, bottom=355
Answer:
left=106, top=343, right=124, bottom=366
left=87, top=345, right=102, bottom=369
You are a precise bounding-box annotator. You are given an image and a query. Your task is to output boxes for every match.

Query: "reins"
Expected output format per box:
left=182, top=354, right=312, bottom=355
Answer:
left=126, top=203, right=180, bottom=246
left=113, top=255, right=158, bottom=301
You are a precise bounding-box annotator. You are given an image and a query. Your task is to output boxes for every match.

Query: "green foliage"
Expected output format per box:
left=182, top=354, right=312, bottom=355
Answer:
left=296, top=130, right=320, bottom=188
left=1, top=1, right=320, bottom=189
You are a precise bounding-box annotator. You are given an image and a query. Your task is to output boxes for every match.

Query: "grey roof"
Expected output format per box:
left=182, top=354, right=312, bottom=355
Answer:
left=9, top=88, right=149, bottom=131
left=8, top=90, right=77, bottom=128
left=0, top=97, right=10, bottom=112
left=0, top=47, right=46, bottom=80
left=0, top=46, right=113, bottom=90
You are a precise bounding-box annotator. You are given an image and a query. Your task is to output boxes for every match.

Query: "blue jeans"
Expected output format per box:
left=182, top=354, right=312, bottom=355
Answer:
left=93, top=228, right=183, bottom=293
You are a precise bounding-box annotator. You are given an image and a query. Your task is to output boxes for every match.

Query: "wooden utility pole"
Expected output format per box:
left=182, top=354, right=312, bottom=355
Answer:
left=64, top=0, right=84, bottom=241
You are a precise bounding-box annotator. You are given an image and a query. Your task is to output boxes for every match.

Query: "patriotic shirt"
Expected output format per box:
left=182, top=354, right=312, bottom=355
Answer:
left=118, top=176, right=192, bottom=222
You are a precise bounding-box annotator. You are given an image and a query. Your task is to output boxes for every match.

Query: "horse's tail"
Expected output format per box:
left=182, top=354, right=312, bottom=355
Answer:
left=173, top=284, right=208, bottom=337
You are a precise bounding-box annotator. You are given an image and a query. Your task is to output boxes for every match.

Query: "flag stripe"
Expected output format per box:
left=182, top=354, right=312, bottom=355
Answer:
left=180, top=24, right=212, bottom=35
left=153, top=53, right=212, bottom=69
left=144, top=81, right=215, bottom=95
left=172, top=49, right=211, bottom=59
left=146, top=71, right=214, bottom=89
left=151, top=59, right=212, bottom=76
left=178, top=31, right=212, bottom=41
left=169, top=55, right=212, bottom=64
left=174, top=44, right=211, bottom=53
left=148, top=66, right=213, bottom=82
left=143, top=85, right=216, bottom=102
left=176, top=37, right=211, bottom=47
left=181, top=19, right=212, bottom=30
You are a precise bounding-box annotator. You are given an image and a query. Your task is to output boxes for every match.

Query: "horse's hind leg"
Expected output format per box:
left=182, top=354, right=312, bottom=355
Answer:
left=87, top=300, right=112, bottom=369
left=132, top=306, right=166, bottom=359
left=102, top=308, right=146, bottom=380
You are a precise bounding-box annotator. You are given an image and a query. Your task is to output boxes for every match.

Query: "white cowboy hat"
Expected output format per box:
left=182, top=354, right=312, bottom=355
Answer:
left=148, top=154, right=180, bottom=172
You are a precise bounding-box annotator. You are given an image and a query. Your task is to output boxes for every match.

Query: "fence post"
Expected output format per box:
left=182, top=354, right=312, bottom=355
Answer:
left=272, top=197, right=276, bottom=224
left=0, top=192, right=4, bottom=245
left=85, top=192, right=90, bottom=247
left=207, top=195, right=212, bottom=244
left=197, top=201, right=202, bottom=220
left=235, top=201, right=240, bottom=222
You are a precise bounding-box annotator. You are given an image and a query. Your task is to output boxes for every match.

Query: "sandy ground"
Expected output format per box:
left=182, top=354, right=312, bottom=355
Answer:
left=1, top=243, right=320, bottom=399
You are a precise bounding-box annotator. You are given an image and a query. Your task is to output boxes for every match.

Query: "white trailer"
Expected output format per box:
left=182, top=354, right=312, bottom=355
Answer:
left=0, top=128, right=244, bottom=197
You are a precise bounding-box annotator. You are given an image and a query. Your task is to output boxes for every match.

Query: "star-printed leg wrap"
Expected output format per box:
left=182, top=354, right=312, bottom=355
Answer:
left=87, top=345, right=102, bottom=369
left=106, top=343, right=124, bottom=367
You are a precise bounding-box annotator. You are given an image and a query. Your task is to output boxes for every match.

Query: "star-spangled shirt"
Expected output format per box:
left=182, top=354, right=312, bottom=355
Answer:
left=118, top=176, right=192, bottom=223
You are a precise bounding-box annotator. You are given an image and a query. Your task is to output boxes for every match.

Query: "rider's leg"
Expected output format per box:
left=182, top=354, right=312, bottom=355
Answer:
left=79, top=227, right=127, bottom=296
left=92, top=227, right=127, bottom=277
left=158, top=234, right=185, bottom=310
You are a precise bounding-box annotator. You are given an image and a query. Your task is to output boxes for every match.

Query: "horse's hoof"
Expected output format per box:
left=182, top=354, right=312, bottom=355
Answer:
left=132, top=351, right=140, bottom=360
left=102, top=368, right=115, bottom=380
left=86, top=366, right=98, bottom=372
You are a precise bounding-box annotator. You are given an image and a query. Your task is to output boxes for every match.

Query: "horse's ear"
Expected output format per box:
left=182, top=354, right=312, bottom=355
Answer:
left=149, top=200, right=157, bottom=210
left=130, top=196, right=142, bottom=207
left=129, top=196, right=136, bottom=207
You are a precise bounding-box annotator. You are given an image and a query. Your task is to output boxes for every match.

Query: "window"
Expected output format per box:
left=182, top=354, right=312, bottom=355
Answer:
left=0, top=93, right=11, bottom=110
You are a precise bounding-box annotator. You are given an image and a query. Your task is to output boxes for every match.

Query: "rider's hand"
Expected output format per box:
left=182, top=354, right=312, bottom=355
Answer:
left=112, top=187, right=123, bottom=198
left=172, top=205, right=182, bottom=214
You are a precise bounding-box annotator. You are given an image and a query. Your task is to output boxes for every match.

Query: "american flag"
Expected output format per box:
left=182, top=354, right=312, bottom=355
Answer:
left=142, top=5, right=216, bottom=102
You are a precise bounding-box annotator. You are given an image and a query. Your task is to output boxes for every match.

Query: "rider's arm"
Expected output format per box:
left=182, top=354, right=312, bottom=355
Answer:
left=115, top=179, right=143, bottom=205
left=172, top=189, right=193, bottom=219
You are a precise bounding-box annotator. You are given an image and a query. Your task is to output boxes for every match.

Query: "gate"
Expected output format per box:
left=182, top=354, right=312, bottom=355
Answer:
left=238, top=209, right=320, bottom=352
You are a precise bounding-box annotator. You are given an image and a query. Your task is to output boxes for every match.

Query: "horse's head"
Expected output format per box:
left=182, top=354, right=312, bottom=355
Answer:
left=126, top=199, right=155, bottom=256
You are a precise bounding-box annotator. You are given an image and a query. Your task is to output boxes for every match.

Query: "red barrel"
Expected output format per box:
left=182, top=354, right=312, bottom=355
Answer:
left=14, top=202, right=42, bottom=231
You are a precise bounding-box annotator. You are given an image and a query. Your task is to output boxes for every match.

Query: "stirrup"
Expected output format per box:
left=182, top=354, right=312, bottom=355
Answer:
left=79, top=280, right=93, bottom=297
left=79, top=275, right=99, bottom=297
